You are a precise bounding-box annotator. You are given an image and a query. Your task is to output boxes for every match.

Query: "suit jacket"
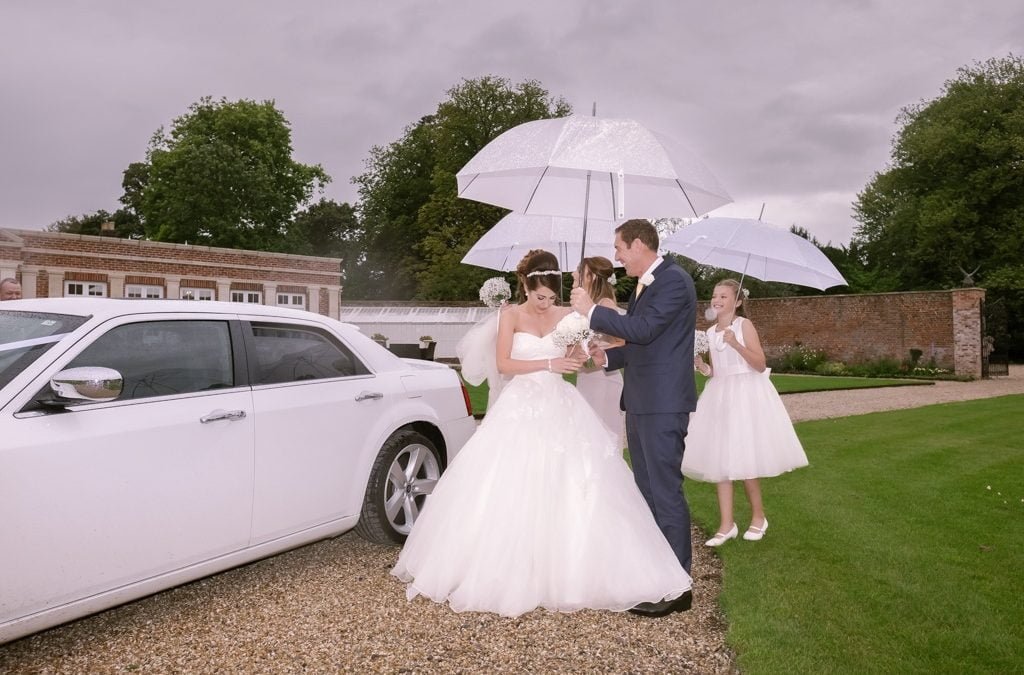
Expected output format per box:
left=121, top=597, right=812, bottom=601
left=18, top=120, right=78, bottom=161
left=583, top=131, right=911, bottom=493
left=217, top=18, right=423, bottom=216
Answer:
left=589, top=258, right=697, bottom=415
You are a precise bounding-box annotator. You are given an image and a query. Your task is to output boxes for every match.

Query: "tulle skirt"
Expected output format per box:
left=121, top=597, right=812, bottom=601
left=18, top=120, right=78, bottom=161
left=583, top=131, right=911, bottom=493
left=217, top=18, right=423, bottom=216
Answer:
left=683, top=370, right=808, bottom=482
left=392, top=371, right=691, bottom=617
left=575, top=367, right=625, bottom=449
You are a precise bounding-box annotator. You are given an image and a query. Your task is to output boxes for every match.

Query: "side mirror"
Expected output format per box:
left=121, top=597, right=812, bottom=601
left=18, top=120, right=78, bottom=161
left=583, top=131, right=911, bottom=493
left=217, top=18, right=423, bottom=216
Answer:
left=50, top=367, right=123, bottom=403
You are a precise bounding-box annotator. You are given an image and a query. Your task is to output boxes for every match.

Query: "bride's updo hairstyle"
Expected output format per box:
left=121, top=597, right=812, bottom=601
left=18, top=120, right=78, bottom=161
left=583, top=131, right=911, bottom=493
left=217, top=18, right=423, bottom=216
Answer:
left=716, top=278, right=747, bottom=317
left=580, top=256, right=616, bottom=303
left=515, top=249, right=561, bottom=302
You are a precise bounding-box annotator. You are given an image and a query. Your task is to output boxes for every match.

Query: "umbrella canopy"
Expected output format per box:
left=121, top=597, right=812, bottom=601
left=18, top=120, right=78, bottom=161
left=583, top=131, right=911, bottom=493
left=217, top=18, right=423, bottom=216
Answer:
left=461, top=213, right=619, bottom=272
left=662, top=217, right=847, bottom=291
left=456, top=115, right=732, bottom=222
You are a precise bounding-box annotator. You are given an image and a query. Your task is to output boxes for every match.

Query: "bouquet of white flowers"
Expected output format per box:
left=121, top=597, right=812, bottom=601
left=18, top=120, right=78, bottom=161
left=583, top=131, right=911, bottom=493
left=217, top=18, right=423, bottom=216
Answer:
left=551, top=312, right=593, bottom=350
left=478, top=277, right=512, bottom=308
left=694, top=329, right=710, bottom=356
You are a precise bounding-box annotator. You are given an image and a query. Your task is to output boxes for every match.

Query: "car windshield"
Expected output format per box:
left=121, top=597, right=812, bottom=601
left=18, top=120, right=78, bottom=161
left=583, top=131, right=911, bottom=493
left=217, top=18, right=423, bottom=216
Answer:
left=0, top=310, right=90, bottom=389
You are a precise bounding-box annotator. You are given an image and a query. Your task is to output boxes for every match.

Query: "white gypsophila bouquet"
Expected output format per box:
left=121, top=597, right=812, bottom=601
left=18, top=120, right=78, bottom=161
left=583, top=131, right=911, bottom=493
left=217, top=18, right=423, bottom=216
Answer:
left=694, top=329, right=710, bottom=355
left=551, top=311, right=594, bottom=349
left=479, top=277, right=512, bottom=308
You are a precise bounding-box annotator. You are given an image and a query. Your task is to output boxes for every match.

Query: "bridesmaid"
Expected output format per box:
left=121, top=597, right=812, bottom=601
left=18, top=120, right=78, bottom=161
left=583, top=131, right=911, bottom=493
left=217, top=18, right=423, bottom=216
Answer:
left=572, top=256, right=626, bottom=446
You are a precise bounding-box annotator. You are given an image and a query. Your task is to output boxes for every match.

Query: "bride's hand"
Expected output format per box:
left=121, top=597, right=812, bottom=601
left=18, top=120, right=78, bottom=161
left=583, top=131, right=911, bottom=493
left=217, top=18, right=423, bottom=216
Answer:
left=549, top=355, right=585, bottom=374
left=566, top=343, right=587, bottom=360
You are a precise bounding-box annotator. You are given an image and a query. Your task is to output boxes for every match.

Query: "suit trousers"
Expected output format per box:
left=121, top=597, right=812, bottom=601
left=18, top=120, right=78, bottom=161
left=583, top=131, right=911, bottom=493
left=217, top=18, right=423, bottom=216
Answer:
left=625, top=410, right=692, bottom=573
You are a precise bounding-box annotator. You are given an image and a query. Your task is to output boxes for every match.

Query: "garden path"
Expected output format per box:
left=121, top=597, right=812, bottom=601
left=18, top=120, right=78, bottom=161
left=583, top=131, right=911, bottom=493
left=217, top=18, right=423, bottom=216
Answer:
left=784, top=365, right=1024, bottom=422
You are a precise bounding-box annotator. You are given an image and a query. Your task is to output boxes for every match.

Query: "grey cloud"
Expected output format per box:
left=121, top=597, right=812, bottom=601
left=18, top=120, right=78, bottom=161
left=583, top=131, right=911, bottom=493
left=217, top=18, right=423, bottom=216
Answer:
left=1, top=0, right=1021, bottom=245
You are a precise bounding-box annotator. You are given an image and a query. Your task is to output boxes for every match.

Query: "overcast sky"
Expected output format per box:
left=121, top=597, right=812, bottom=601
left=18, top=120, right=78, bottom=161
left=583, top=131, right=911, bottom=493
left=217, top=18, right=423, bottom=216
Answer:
left=2, top=1, right=1021, bottom=245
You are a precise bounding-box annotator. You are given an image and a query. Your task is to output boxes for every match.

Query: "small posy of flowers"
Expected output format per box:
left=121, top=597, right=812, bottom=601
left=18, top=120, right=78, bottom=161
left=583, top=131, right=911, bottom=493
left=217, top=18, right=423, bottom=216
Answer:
left=694, top=330, right=710, bottom=356
left=479, top=277, right=512, bottom=308
left=551, top=312, right=593, bottom=349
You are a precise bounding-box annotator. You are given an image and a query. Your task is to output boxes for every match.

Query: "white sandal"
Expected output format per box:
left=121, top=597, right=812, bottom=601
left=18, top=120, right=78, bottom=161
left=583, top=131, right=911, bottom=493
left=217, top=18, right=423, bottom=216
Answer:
left=743, top=519, right=769, bottom=541
left=704, top=523, right=738, bottom=547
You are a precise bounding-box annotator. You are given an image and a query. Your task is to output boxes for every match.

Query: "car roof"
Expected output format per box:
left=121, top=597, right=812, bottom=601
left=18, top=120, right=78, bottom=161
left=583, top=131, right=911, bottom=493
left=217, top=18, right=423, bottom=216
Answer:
left=1, top=297, right=339, bottom=325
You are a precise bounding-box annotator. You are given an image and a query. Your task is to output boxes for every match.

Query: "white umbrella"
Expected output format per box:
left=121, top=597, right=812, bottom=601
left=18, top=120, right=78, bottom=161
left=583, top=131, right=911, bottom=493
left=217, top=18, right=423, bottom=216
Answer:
left=662, top=217, right=847, bottom=291
left=456, top=115, right=732, bottom=268
left=461, top=213, right=619, bottom=272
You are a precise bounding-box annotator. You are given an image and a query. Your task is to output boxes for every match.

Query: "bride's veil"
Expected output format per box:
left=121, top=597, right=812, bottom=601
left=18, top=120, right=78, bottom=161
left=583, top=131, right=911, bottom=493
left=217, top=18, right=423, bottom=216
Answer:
left=456, top=308, right=508, bottom=410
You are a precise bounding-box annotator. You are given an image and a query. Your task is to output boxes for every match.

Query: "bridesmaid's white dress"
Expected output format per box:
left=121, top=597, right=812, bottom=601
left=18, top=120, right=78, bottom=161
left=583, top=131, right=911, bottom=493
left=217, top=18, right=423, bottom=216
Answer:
left=392, top=330, right=691, bottom=617
left=683, top=317, right=809, bottom=481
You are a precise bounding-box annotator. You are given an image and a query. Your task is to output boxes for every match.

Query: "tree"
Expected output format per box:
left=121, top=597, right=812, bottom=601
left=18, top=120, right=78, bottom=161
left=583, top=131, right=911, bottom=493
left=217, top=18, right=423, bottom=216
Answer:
left=852, top=54, right=1024, bottom=291
left=353, top=76, right=571, bottom=300
left=134, top=97, right=329, bottom=250
left=48, top=208, right=143, bottom=239
left=284, top=199, right=367, bottom=294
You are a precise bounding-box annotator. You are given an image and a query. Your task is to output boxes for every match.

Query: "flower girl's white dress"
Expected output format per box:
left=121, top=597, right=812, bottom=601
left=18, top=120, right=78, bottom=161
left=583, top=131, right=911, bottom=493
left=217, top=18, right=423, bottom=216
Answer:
left=392, top=327, right=691, bottom=617
left=683, top=317, right=808, bottom=481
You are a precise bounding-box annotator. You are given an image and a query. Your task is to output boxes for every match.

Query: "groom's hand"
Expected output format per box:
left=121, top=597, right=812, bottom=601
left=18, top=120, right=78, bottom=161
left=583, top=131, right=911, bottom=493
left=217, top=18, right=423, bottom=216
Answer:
left=587, top=342, right=608, bottom=368
left=570, top=287, right=594, bottom=316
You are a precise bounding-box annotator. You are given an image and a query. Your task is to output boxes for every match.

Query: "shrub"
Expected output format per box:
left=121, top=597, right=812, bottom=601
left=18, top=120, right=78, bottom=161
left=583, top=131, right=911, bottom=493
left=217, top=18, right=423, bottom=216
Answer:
left=773, top=344, right=829, bottom=373
left=814, top=361, right=847, bottom=376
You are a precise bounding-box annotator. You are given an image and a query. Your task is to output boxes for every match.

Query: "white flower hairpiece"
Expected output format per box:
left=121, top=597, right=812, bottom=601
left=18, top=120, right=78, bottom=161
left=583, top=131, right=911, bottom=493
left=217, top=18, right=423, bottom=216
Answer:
left=741, top=288, right=750, bottom=299
left=526, top=270, right=561, bottom=278
left=608, top=273, right=617, bottom=286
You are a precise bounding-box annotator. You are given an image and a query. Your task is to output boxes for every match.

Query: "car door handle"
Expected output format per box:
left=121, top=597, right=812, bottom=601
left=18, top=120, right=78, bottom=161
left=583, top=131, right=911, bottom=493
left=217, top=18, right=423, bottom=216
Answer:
left=200, top=409, right=248, bottom=424
left=355, top=391, right=384, bottom=402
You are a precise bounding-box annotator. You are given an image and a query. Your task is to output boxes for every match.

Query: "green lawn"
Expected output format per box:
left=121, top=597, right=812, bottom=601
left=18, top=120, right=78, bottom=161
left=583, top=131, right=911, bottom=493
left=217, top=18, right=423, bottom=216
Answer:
left=461, top=372, right=930, bottom=416
left=685, top=395, right=1024, bottom=673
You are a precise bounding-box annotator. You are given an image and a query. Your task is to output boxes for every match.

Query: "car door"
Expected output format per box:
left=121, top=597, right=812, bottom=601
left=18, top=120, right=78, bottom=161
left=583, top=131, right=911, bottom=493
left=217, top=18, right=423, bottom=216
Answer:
left=242, top=318, right=391, bottom=542
left=0, top=316, right=254, bottom=622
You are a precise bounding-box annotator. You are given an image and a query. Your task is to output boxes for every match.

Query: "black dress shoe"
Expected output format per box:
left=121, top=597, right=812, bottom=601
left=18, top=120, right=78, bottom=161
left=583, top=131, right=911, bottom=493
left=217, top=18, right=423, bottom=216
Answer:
left=628, top=590, right=693, bottom=617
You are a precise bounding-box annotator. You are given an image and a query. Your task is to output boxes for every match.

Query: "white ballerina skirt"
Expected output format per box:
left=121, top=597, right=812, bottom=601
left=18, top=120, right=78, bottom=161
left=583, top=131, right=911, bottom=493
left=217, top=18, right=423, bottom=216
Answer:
left=683, top=369, right=808, bottom=482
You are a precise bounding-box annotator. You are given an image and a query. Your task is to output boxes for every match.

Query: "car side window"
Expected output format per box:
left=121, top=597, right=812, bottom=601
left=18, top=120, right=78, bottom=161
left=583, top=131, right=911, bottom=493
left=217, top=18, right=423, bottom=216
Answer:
left=248, top=322, right=369, bottom=384
left=68, top=320, right=234, bottom=400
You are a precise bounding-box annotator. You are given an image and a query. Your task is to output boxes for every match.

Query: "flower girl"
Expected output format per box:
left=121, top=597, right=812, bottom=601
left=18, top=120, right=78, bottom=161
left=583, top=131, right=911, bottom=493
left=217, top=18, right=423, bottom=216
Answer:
left=682, top=279, right=808, bottom=546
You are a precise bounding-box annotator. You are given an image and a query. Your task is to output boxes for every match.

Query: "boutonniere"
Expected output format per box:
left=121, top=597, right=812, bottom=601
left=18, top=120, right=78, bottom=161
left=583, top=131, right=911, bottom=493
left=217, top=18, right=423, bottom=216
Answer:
left=639, top=272, right=655, bottom=287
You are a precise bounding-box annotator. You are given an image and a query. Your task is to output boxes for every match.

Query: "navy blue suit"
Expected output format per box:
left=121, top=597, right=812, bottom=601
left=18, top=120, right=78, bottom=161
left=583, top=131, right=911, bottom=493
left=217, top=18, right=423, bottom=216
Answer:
left=589, top=258, right=697, bottom=572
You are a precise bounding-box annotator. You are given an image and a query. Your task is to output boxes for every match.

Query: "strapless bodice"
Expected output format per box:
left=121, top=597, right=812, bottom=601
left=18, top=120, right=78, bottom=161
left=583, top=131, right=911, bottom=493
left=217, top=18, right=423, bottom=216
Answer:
left=511, top=331, right=564, bottom=360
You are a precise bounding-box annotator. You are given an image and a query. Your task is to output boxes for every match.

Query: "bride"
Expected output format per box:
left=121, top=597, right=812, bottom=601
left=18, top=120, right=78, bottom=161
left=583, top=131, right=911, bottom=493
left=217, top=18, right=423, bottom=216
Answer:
left=391, top=249, right=692, bottom=617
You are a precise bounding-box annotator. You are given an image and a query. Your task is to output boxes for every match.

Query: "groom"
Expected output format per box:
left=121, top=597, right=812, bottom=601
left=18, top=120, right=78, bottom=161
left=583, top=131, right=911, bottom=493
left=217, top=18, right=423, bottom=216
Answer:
left=570, top=219, right=697, bottom=618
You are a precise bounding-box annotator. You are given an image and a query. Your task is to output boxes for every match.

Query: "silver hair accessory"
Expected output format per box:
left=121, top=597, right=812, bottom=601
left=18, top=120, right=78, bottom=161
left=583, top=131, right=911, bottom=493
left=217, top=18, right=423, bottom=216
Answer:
left=525, top=270, right=561, bottom=278
left=608, top=273, right=617, bottom=286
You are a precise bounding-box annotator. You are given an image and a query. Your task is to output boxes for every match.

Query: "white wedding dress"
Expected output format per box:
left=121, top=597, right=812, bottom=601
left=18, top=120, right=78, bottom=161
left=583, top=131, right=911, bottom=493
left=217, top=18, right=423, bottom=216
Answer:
left=392, top=330, right=691, bottom=617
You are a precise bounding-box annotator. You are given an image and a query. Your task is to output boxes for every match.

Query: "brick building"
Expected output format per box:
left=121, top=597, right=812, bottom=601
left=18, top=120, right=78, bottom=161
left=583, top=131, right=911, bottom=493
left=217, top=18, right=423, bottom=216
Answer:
left=0, top=228, right=343, bottom=318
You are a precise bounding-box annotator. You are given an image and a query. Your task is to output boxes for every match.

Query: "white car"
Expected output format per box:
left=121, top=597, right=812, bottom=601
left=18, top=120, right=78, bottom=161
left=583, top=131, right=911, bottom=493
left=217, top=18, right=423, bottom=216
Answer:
left=0, top=298, right=476, bottom=643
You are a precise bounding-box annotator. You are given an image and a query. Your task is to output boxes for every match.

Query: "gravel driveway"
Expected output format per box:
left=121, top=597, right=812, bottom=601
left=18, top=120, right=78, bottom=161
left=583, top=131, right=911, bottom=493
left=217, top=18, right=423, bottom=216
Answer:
left=3, top=368, right=1020, bottom=674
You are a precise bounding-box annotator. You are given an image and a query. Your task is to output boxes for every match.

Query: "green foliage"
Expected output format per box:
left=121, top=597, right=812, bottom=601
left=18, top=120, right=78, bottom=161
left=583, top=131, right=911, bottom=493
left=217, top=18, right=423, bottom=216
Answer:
left=47, top=208, right=143, bottom=239
left=853, top=54, right=1024, bottom=292
left=813, top=360, right=847, bottom=376
left=688, top=396, right=1024, bottom=672
left=353, top=76, right=571, bottom=300
left=771, top=344, right=829, bottom=372
left=135, top=97, right=329, bottom=250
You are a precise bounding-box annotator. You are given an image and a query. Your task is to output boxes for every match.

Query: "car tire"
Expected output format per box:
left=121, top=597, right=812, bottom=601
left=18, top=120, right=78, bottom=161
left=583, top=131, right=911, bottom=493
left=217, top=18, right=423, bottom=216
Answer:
left=355, top=429, right=443, bottom=545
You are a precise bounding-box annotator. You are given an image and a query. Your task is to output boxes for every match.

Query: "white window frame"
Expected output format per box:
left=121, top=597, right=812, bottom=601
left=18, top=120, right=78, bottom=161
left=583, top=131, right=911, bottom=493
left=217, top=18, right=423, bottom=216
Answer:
left=180, top=288, right=214, bottom=301
left=231, top=290, right=263, bottom=304
left=276, top=292, right=306, bottom=309
left=125, top=284, right=164, bottom=299
left=64, top=281, right=108, bottom=297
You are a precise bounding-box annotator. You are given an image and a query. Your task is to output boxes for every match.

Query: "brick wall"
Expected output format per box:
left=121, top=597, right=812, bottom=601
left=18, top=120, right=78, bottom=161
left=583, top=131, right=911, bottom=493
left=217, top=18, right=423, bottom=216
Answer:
left=341, top=289, right=986, bottom=377
left=694, top=288, right=984, bottom=377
